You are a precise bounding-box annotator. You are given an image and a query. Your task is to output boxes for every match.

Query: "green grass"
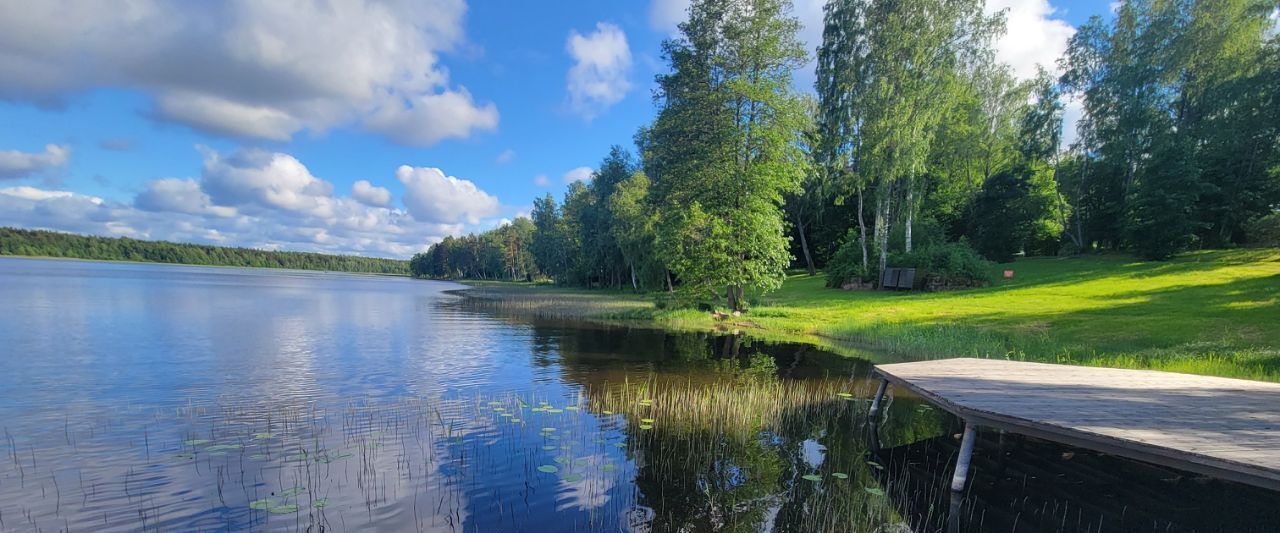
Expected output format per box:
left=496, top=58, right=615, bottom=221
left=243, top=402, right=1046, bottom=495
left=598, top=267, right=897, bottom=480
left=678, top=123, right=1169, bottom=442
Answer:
left=461, top=249, right=1280, bottom=380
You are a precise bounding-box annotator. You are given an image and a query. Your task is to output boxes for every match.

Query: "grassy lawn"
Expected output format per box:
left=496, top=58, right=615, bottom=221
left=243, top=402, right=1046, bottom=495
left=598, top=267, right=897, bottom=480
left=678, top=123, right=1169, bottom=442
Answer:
left=461, top=249, right=1280, bottom=380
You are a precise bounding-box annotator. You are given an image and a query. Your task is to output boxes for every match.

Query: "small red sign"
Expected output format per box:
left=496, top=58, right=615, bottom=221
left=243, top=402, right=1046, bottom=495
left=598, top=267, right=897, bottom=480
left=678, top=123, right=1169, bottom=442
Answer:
left=1003, top=270, right=1014, bottom=279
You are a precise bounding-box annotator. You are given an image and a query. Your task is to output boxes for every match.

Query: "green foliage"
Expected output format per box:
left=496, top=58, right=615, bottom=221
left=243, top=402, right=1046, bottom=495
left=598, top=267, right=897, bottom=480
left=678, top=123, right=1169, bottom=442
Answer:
left=609, top=171, right=666, bottom=289
left=970, top=163, right=1065, bottom=262
left=1060, top=0, right=1280, bottom=251
left=1244, top=212, right=1280, bottom=247
left=646, top=0, right=809, bottom=310
left=888, top=241, right=995, bottom=288
left=1126, top=134, right=1204, bottom=260
left=0, top=227, right=409, bottom=274
left=410, top=219, right=538, bottom=280
left=824, top=229, right=875, bottom=288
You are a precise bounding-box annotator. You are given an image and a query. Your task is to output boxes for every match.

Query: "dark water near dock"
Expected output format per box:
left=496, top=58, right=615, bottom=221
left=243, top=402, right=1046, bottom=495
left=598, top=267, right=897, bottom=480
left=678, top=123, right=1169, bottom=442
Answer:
left=0, top=257, right=1274, bottom=532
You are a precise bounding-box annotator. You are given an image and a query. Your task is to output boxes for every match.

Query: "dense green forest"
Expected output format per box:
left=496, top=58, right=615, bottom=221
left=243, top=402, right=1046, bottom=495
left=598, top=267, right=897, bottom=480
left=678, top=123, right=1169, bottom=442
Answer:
left=415, top=0, right=1280, bottom=311
left=0, top=228, right=410, bottom=275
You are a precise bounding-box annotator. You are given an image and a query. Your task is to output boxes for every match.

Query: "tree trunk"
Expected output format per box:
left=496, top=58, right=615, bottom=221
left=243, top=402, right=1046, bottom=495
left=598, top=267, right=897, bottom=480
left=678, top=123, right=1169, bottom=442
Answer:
left=857, top=185, right=869, bottom=274
left=665, top=269, right=674, bottom=292
left=904, top=181, right=914, bottom=253
left=875, top=185, right=892, bottom=278
left=795, top=211, right=816, bottom=276
left=630, top=264, right=638, bottom=291
left=726, top=285, right=737, bottom=311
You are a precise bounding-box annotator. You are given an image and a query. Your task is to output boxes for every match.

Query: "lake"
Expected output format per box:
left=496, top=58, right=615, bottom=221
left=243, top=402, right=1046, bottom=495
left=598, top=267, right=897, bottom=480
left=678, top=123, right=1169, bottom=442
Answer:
left=0, top=257, right=1274, bottom=532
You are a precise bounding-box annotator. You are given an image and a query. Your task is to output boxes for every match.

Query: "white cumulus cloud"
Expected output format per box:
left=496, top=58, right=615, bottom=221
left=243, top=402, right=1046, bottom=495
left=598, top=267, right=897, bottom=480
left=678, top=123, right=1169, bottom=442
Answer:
left=0, top=144, right=71, bottom=180
left=0, top=0, right=497, bottom=146
left=986, top=0, right=1076, bottom=79
left=397, top=166, right=501, bottom=225
left=566, top=23, right=633, bottom=119
left=135, top=178, right=236, bottom=217
left=351, top=180, right=392, bottom=207
left=199, top=148, right=334, bottom=215
left=562, top=166, right=594, bottom=184
left=0, top=147, right=507, bottom=258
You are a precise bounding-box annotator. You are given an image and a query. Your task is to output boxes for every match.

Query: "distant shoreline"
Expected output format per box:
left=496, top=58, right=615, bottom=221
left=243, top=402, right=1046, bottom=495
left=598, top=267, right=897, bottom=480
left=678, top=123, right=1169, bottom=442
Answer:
left=0, top=254, right=410, bottom=278
left=0, top=227, right=411, bottom=276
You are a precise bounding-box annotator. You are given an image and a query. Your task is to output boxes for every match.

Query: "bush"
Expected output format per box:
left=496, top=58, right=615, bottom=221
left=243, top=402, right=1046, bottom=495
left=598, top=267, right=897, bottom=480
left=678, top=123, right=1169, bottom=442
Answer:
left=653, top=292, right=718, bottom=312
left=1245, top=212, right=1280, bottom=247
left=824, top=229, right=877, bottom=288
left=889, top=241, right=995, bottom=289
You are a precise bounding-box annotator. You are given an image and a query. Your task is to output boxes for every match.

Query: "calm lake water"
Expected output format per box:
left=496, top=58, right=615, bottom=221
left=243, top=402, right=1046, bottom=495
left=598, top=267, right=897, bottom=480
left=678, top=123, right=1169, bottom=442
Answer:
left=0, top=257, right=1275, bottom=532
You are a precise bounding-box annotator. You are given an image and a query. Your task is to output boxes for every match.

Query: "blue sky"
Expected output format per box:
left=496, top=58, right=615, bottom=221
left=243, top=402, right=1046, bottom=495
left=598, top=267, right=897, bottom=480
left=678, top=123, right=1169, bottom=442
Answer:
left=0, top=0, right=1113, bottom=258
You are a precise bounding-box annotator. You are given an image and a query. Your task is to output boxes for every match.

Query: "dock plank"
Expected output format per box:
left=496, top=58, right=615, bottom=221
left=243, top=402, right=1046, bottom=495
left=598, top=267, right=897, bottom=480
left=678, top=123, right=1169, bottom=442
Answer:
left=874, top=358, right=1280, bottom=491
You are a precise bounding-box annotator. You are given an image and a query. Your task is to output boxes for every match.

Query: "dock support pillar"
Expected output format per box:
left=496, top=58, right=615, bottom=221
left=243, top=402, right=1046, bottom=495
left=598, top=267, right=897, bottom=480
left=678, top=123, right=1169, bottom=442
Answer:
left=867, top=378, right=888, bottom=451
left=950, top=422, right=978, bottom=493
left=868, top=379, right=888, bottom=420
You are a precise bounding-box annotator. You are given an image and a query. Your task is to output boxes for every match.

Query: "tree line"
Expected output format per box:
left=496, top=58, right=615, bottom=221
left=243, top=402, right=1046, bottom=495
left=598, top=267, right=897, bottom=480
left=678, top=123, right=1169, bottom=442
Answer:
left=413, top=0, right=1279, bottom=310
left=1, top=227, right=410, bottom=275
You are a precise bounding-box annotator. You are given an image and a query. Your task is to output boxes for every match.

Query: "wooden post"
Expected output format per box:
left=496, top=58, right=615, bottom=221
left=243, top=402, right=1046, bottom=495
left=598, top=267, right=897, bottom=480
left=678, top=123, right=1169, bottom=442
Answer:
left=868, top=379, right=888, bottom=420
left=951, top=422, right=978, bottom=493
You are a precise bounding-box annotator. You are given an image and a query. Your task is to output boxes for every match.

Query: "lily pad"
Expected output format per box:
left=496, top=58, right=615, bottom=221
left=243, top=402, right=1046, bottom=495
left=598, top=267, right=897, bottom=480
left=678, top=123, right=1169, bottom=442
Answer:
left=184, top=439, right=211, bottom=446
left=554, top=456, right=570, bottom=464
left=278, top=486, right=307, bottom=498
left=543, top=445, right=557, bottom=451
left=541, top=427, right=557, bottom=433
left=639, top=424, right=653, bottom=430
left=866, top=461, right=884, bottom=470
left=313, top=498, right=329, bottom=509
left=573, top=458, right=588, bottom=467
left=802, top=474, right=822, bottom=482
left=249, top=499, right=274, bottom=510
left=547, top=408, right=564, bottom=414
left=864, top=486, right=885, bottom=496
left=832, top=472, right=849, bottom=479
left=562, top=473, right=583, bottom=482
left=837, top=392, right=854, bottom=398
left=602, top=463, right=617, bottom=472
left=602, top=410, right=614, bottom=415
left=640, top=418, right=654, bottom=424
left=613, top=442, right=627, bottom=448
left=564, top=406, right=579, bottom=411
left=269, top=503, right=299, bottom=514
left=253, top=432, right=275, bottom=439
left=510, top=418, right=522, bottom=423
left=537, top=465, right=559, bottom=474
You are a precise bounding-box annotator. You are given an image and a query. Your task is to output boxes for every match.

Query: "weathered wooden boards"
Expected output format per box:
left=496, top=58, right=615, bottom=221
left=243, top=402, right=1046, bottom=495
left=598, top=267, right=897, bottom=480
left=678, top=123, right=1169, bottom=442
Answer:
left=873, top=358, right=1280, bottom=491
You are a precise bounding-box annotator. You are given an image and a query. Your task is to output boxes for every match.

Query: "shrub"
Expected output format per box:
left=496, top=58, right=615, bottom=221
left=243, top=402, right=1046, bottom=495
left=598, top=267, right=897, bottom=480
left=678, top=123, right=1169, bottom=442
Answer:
left=1245, top=212, right=1280, bottom=247
left=824, top=229, right=877, bottom=288
left=889, top=240, right=995, bottom=289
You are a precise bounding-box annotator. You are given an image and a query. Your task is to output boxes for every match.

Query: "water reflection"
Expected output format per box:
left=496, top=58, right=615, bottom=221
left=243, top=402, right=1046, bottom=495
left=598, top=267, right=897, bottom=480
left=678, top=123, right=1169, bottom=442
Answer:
left=0, top=258, right=1276, bottom=532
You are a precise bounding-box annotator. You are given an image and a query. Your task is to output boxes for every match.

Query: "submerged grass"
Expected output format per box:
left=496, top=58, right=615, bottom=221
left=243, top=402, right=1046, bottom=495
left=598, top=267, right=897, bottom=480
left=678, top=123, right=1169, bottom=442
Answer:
left=585, top=375, right=922, bottom=532
left=459, top=249, right=1280, bottom=380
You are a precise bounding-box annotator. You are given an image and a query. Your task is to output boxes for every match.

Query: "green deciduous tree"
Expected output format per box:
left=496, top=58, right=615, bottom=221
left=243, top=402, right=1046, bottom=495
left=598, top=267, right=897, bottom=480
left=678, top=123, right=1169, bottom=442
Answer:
left=646, top=0, right=809, bottom=310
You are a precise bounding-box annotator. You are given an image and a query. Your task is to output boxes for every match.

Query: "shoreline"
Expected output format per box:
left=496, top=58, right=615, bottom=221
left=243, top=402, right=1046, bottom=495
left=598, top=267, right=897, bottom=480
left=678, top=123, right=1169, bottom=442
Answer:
left=443, top=249, right=1280, bottom=382
left=0, top=254, right=411, bottom=278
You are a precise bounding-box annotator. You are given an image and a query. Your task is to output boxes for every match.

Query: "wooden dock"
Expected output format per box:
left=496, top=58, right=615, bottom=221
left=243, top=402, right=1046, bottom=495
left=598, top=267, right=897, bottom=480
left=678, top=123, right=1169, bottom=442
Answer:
left=870, top=358, right=1280, bottom=493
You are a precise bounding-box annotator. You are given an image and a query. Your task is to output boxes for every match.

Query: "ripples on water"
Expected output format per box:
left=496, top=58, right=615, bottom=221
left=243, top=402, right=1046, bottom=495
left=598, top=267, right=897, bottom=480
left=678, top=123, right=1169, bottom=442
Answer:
left=0, top=258, right=1276, bottom=532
